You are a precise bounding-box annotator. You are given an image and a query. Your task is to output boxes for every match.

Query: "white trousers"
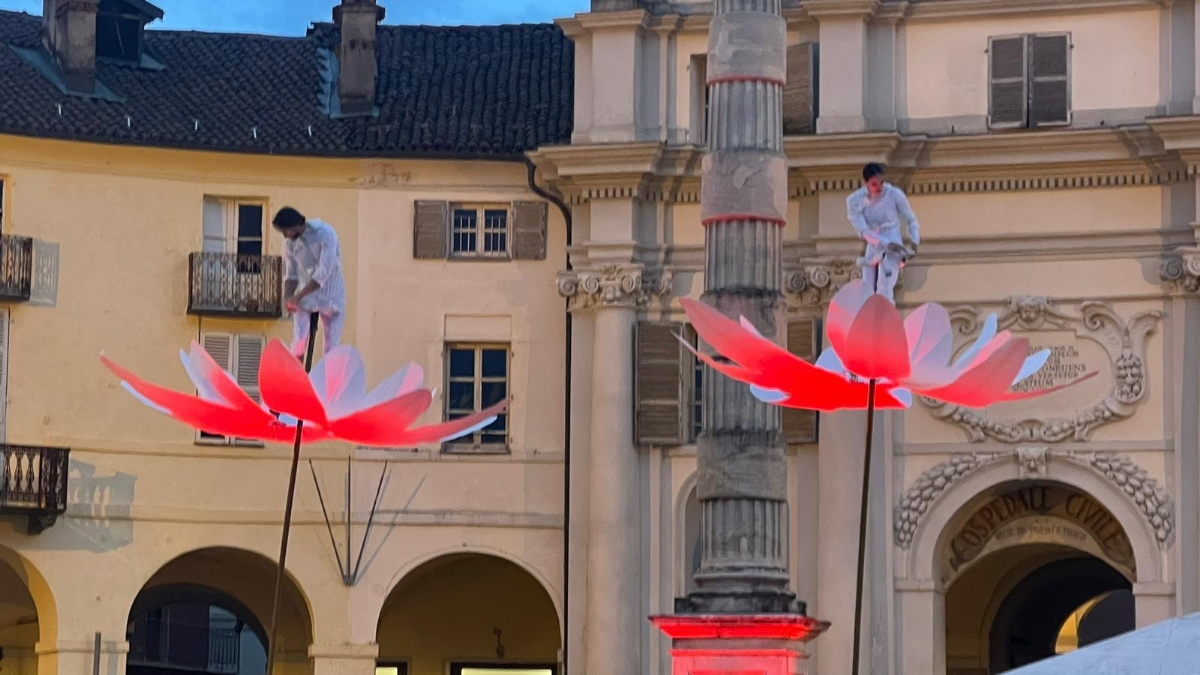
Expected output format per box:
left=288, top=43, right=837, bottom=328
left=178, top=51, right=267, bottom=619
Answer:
left=290, top=308, right=344, bottom=357
left=861, top=252, right=903, bottom=303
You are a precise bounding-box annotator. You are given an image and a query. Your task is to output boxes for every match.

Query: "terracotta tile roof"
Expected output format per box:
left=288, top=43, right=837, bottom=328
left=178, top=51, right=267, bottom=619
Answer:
left=0, top=10, right=574, bottom=159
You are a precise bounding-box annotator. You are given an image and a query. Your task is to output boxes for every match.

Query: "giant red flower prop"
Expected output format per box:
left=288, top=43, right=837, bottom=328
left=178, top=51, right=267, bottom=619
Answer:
left=680, top=279, right=1095, bottom=411
left=102, top=340, right=506, bottom=447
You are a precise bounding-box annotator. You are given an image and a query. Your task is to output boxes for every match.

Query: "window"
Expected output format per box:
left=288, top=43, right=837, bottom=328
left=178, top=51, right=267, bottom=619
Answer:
left=988, top=33, right=1071, bottom=129
left=451, top=205, right=510, bottom=258
left=203, top=197, right=265, bottom=274
left=376, top=663, right=410, bottom=675
left=197, top=333, right=265, bottom=446
left=444, top=344, right=509, bottom=450
left=0, top=177, right=6, bottom=230
left=687, top=326, right=704, bottom=442
left=690, top=54, right=709, bottom=145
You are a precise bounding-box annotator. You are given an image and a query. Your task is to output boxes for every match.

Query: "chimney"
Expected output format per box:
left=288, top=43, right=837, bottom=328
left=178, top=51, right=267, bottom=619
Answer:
left=333, top=0, right=385, bottom=116
left=42, top=0, right=99, bottom=93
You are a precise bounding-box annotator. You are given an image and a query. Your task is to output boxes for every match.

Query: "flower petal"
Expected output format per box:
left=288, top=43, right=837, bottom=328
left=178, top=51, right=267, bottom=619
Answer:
left=375, top=400, right=510, bottom=448
left=259, top=339, right=329, bottom=427
left=826, top=279, right=872, bottom=357
left=914, top=338, right=1030, bottom=408
left=953, top=313, right=998, bottom=368
left=839, top=294, right=911, bottom=381
left=1013, top=349, right=1050, bottom=385
left=326, top=389, right=433, bottom=445
left=310, top=345, right=366, bottom=412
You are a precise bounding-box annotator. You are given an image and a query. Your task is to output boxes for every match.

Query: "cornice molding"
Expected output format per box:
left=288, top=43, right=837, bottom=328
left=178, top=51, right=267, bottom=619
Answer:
left=803, top=0, right=881, bottom=18
left=556, top=9, right=652, bottom=37
left=894, top=0, right=1163, bottom=22
left=557, top=263, right=674, bottom=312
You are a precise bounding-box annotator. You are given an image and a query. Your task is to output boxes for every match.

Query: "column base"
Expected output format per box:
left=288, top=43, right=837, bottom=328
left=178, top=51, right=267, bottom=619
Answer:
left=675, top=591, right=806, bottom=615
left=651, top=614, right=829, bottom=675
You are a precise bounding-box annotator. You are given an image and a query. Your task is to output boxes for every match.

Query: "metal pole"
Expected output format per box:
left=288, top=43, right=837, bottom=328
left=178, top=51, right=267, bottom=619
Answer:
left=851, top=378, right=877, bottom=675
left=265, top=316, right=320, bottom=675
left=93, top=631, right=101, bottom=675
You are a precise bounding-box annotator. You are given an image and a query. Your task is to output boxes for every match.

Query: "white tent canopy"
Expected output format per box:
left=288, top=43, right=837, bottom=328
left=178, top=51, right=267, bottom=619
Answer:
left=1008, top=612, right=1200, bottom=674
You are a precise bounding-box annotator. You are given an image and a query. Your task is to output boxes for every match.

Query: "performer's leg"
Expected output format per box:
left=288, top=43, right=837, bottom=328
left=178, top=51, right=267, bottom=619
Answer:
left=291, top=311, right=313, bottom=357
left=862, top=263, right=879, bottom=295
left=321, top=310, right=345, bottom=354
left=878, top=254, right=900, bottom=303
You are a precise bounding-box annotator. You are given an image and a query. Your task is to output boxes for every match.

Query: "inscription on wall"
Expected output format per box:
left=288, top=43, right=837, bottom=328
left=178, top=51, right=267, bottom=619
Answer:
left=944, top=485, right=1134, bottom=577
left=1011, top=344, right=1087, bottom=394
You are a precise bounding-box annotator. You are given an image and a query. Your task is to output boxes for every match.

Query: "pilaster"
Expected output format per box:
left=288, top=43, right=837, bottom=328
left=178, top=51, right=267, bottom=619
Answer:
left=309, top=644, right=379, bottom=675
left=559, top=261, right=672, bottom=675
left=807, top=0, right=879, bottom=134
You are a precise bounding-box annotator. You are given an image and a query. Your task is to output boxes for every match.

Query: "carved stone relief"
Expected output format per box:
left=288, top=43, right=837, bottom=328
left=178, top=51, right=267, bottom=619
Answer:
left=783, top=257, right=863, bottom=307
left=1160, top=248, right=1200, bottom=294
left=893, top=449, right=1175, bottom=551
left=557, top=264, right=673, bottom=311
left=922, top=297, right=1161, bottom=443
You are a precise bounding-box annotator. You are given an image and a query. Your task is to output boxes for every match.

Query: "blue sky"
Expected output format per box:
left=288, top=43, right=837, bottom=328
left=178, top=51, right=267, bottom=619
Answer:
left=0, top=0, right=591, bottom=34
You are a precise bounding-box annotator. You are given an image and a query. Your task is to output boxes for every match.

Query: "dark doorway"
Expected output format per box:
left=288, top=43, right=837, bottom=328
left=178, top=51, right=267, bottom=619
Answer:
left=988, top=556, right=1133, bottom=672
left=127, top=587, right=267, bottom=675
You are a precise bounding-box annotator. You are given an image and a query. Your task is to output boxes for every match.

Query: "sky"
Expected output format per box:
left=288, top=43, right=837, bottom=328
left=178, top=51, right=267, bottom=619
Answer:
left=0, top=0, right=592, bottom=34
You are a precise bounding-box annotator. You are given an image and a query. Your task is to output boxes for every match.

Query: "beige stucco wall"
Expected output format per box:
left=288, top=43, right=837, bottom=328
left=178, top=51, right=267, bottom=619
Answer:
left=0, top=134, right=566, bottom=673
left=905, top=9, right=1161, bottom=121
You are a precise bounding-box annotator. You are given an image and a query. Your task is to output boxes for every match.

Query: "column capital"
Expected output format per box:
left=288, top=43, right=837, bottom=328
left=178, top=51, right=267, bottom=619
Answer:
left=1160, top=247, right=1200, bottom=294
left=784, top=257, right=864, bottom=307
left=557, top=263, right=673, bottom=312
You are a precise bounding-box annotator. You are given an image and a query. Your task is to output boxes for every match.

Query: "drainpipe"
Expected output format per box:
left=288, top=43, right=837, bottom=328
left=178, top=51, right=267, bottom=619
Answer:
left=524, top=157, right=573, bottom=675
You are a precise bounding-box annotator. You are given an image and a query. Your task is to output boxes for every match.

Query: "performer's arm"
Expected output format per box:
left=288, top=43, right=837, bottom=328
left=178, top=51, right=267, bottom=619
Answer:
left=283, top=242, right=299, bottom=304
left=295, top=229, right=338, bottom=303
left=846, top=190, right=880, bottom=246
left=895, top=189, right=921, bottom=246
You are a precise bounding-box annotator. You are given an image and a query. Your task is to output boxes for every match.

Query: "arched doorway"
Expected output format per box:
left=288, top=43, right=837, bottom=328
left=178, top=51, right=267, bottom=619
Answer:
left=941, top=483, right=1136, bottom=674
left=127, top=548, right=313, bottom=675
left=377, top=553, right=561, bottom=675
left=0, top=548, right=54, bottom=675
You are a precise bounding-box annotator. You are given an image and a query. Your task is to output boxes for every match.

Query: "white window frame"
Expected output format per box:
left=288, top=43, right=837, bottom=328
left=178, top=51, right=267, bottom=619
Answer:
left=449, top=204, right=511, bottom=259
left=196, top=332, right=265, bottom=447
left=202, top=197, right=267, bottom=257
left=443, top=342, right=510, bottom=452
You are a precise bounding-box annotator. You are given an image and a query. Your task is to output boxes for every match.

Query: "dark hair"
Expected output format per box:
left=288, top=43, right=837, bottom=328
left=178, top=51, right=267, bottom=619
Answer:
left=862, top=163, right=885, bottom=181
left=272, top=207, right=306, bottom=229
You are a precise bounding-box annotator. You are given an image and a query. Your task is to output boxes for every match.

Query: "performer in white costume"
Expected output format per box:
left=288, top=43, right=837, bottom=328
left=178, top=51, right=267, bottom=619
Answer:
left=273, top=206, right=347, bottom=356
left=845, top=163, right=921, bottom=302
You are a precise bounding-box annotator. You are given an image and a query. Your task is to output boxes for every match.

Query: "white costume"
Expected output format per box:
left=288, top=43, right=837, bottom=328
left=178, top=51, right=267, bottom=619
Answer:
left=846, top=183, right=921, bottom=302
left=282, top=219, right=346, bottom=356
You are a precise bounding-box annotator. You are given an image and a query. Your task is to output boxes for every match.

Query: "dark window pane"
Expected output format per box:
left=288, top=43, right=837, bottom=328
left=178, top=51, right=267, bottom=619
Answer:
left=480, top=433, right=506, bottom=445
left=236, top=238, right=262, bottom=257
left=238, top=204, right=263, bottom=239
left=481, top=349, right=507, bottom=377
left=481, top=381, right=507, bottom=406
left=448, top=349, right=474, bottom=377
left=447, top=382, right=475, bottom=411
left=484, top=413, right=507, bottom=433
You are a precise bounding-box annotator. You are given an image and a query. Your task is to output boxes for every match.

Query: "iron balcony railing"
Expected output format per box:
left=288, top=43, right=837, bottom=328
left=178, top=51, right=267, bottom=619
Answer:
left=0, top=444, right=70, bottom=534
left=128, top=623, right=241, bottom=674
left=187, top=252, right=283, bottom=319
left=0, top=235, right=33, bottom=301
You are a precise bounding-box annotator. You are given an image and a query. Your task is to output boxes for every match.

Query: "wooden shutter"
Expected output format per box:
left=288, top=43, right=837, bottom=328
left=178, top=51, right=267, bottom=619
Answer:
left=634, top=322, right=687, bottom=446
left=199, top=333, right=235, bottom=443
left=234, top=335, right=264, bottom=401
left=1029, top=34, right=1071, bottom=127
left=783, top=318, right=819, bottom=444
left=988, top=36, right=1028, bottom=129
left=783, top=42, right=817, bottom=135
left=511, top=200, right=548, bottom=261
left=413, top=200, right=449, bottom=260
left=0, top=309, right=10, bottom=441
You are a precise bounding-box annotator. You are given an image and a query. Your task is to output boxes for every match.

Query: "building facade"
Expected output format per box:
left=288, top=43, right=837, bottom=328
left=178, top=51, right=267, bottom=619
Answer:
left=0, top=0, right=1198, bottom=674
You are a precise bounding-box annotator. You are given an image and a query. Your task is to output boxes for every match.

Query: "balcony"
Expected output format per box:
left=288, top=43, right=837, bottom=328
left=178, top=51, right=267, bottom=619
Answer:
left=187, top=252, right=283, bottom=319
left=0, top=235, right=33, bottom=301
left=0, top=444, right=70, bottom=534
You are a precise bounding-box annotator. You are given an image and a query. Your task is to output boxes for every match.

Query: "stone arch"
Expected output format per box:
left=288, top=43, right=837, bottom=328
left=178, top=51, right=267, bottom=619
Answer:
left=373, top=545, right=563, bottom=644
left=905, top=458, right=1164, bottom=585
left=0, top=545, right=58, bottom=671
left=375, top=550, right=562, bottom=674
left=126, top=546, right=315, bottom=673
left=675, top=472, right=701, bottom=597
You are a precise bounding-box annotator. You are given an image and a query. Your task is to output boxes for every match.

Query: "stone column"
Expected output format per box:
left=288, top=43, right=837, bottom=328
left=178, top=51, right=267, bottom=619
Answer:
left=559, top=263, right=671, bottom=675
left=895, top=581, right=946, bottom=674
left=309, top=644, right=379, bottom=675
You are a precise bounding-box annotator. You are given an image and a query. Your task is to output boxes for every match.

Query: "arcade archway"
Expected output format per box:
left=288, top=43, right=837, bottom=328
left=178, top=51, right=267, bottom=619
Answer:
left=377, top=553, right=560, bottom=675
left=127, top=547, right=313, bottom=675
left=941, top=483, right=1137, bottom=674
left=0, top=548, right=55, bottom=675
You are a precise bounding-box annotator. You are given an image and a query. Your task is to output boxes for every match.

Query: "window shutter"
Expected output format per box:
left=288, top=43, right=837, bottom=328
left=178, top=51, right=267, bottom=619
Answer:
left=783, top=318, right=819, bottom=444
left=988, top=36, right=1028, bottom=129
left=234, top=335, right=264, bottom=401
left=783, top=42, right=817, bottom=135
left=199, top=333, right=235, bottom=443
left=511, top=201, right=548, bottom=261
left=634, top=322, right=687, bottom=446
left=0, top=309, right=10, bottom=440
left=413, top=200, right=449, bottom=260
left=1029, top=34, right=1071, bottom=127
left=202, top=197, right=225, bottom=253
